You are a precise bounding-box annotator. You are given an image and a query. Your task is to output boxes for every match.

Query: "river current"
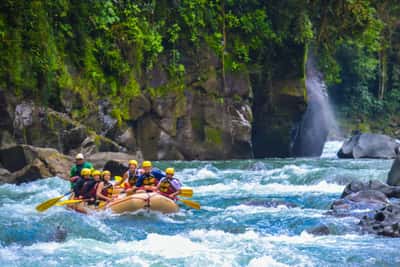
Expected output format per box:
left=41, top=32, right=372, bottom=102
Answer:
left=1, top=142, right=399, bottom=267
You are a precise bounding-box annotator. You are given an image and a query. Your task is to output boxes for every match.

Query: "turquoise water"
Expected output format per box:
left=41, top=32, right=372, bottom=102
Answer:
left=1, top=142, right=400, bottom=267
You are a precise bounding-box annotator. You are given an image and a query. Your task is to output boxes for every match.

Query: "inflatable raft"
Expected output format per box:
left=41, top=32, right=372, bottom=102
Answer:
left=67, top=192, right=179, bottom=214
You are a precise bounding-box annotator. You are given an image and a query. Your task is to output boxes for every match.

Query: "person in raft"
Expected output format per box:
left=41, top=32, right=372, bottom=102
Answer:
left=117, top=160, right=141, bottom=193
left=69, top=153, right=93, bottom=183
left=95, top=170, right=114, bottom=203
left=135, top=161, right=165, bottom=191
left=79, top=170, right=102, bottom=204
left=72, top=168, right=91, bottom=198
left=156, top=168, right=182, bottom=199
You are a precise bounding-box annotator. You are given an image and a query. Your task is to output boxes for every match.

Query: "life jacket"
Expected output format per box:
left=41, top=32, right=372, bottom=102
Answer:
left=141, top=173, right=158, bottom=186
left=123, top=170, right=138, bottom=188
left=80, top=179, right=98, bottom=198
left=72, top=177, right=85, bottom=196
left=158, top=178, right=176, bottom=194
left=72, top=164, right=84, bottom=178
left=101, top=181, right=113, bottom=198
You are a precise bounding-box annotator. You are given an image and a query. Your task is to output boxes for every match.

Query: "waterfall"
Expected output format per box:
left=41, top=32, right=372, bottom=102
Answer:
left=291, top=54, right=340, bottom=157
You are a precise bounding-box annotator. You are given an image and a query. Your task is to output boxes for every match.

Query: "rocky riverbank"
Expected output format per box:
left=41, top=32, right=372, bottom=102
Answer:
left=0, top=144, right=140, bottom=184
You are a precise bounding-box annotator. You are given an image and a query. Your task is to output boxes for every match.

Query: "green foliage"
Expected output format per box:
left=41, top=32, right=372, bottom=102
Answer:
left=0, top=0, right=398, bottom=129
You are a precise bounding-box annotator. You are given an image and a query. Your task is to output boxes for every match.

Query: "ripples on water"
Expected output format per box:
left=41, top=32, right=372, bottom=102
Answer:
left=1, top=142, right=400, bottom=266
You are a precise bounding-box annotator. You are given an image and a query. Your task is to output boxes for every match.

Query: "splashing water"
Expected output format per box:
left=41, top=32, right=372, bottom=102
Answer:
left=0, top=157, right=399, bottom=266
left=292, top=54, right=341, bottom=157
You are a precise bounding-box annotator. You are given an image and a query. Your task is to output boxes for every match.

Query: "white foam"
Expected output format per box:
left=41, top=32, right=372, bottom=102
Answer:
left=194, top=181, right=343, bottom=196
left=248, top=256, right=289, bottom=267
left=321, top=141, right=343, bottom=158
left=221, top=205, right=323, bottom=219
left=196, top=168, right=218, bottom=179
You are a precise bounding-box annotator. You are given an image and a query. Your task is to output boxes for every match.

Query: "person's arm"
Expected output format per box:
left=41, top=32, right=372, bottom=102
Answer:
left=70, top=166, right=77, bottom=180
left=154, top=170, right=165, bottom=180
left=96, top=182, right=111, bottom=201
left=169, top=179, right=182, bottom=198
left=116, top=171, right=128, bottom=186
left=156, top=177, right=165, bottom=191
left=135, top=175, right=143, bottom=188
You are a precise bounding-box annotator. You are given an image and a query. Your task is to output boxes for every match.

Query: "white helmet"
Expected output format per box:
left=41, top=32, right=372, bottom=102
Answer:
left=75, top=153, right=84, bottom=160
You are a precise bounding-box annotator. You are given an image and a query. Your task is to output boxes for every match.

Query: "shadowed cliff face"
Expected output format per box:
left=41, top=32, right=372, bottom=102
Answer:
left=252, top=43, right=308, bottom=158
left=291, top=55, right=340, bottom=157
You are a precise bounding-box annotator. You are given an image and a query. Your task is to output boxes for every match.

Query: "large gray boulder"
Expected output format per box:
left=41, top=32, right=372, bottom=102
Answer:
left=337, top=133, right=399, bottom=159
left=387, top=154, right=400, bottom=186
left=0, top=145, right=72, bottom=184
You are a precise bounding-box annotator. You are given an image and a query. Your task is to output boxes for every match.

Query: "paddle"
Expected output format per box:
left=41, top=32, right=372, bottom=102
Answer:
left=35, top=192, right=72, bottom=212
left=179, top=191, right=193, bottom=198
left=178, top=198, right=201, bottom=210
left=55, top=199, right=84, bottom=206
left=179, top=187, right=193, bottom=198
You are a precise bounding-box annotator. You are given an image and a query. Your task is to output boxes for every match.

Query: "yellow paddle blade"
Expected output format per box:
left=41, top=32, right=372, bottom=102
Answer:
left=179, top=199, right=200, bottom=210
left=179, top=190, right=193, bottom=198
left=35, top=195, right=65, bottom=212
left=55, top=199, right=83, bottom=206
left=180, top=187, right=193, bottom=194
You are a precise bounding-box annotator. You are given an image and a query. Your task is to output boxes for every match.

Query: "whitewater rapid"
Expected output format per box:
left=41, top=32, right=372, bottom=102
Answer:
left=1, top=142, right=399, bottom=266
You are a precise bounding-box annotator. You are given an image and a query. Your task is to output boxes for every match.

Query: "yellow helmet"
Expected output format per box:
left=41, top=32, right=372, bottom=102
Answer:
left=142, top=161, right=152, bottom=168
left=165, top=168, right=174, bottom=175
left=92, top=170, right=101, bottom=176
left=102, top=170, right=111, bottom=176
left=128, top=160, right=138, bottom=167
left=81, top=168, right=91, bottom=176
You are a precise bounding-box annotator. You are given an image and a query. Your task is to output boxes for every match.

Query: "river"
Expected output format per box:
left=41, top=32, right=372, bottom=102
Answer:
left=1, top=142, right=399, bottom=266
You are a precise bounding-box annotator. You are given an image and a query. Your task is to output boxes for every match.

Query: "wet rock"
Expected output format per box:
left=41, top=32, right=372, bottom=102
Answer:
left=360, top=204, right=400, bottom=237
left=330, top=190, right=389, bottom=219
left=341, top=180, right=400, bottom=199
left=130, top=94, right=151, bottom=121
left=87, top=152, right=142, bottom=176
left=54, top=225, right=68, bottom=242
left=116, top=128, right=137, bottom=152
left=387, top=154, right=400, bottom=186
left=0, top=168, right=11, bottom=183
left=244, top=200, right=298, bottom=208
left=61, top=126, right=87, bottom=152
left=306, top=224, right=331, bottom=236
left=0, top=145, right=71, bottom=184
left=79, top=134, right=127, bottom=156
left=103, top=160, right=129, bottom=177
left=337, top=133, right=399, bottom=159
left=98, top=99, right=118, bottom=136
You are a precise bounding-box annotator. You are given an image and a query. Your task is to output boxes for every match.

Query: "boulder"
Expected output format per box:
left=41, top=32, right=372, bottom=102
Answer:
left=87, top=152, right=143, bottom=175
left=0, top=145, right=71, bottom=184
left=337, top=133, right=399, bottom=159
left=116, top=128, right=137, bottom=152
left=387, top=154, right=400, bottom=186
left=330, top=190, right=389, bottom=218
left=360, top=204, right=400, bottom=237
left=306, top=224, right=331, bottom=236
left=341, top=180, right=400, bottom=199
left=103, top=160, right=128, bottom=177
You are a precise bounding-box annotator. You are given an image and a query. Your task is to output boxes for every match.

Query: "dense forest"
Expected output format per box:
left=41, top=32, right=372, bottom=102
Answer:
left=0, top=0, right=399, bottom=159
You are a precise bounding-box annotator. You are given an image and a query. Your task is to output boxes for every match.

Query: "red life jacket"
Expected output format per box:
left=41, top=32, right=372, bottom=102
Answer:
left=88, top=181, right=100, bottom=199
left=101, top=182, right=113, bottom=198
left=158, top=178, right=176, bottom=194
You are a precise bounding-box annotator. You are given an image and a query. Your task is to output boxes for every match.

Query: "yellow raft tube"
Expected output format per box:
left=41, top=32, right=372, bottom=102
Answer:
left=67, top=192, right=179, bottom=214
